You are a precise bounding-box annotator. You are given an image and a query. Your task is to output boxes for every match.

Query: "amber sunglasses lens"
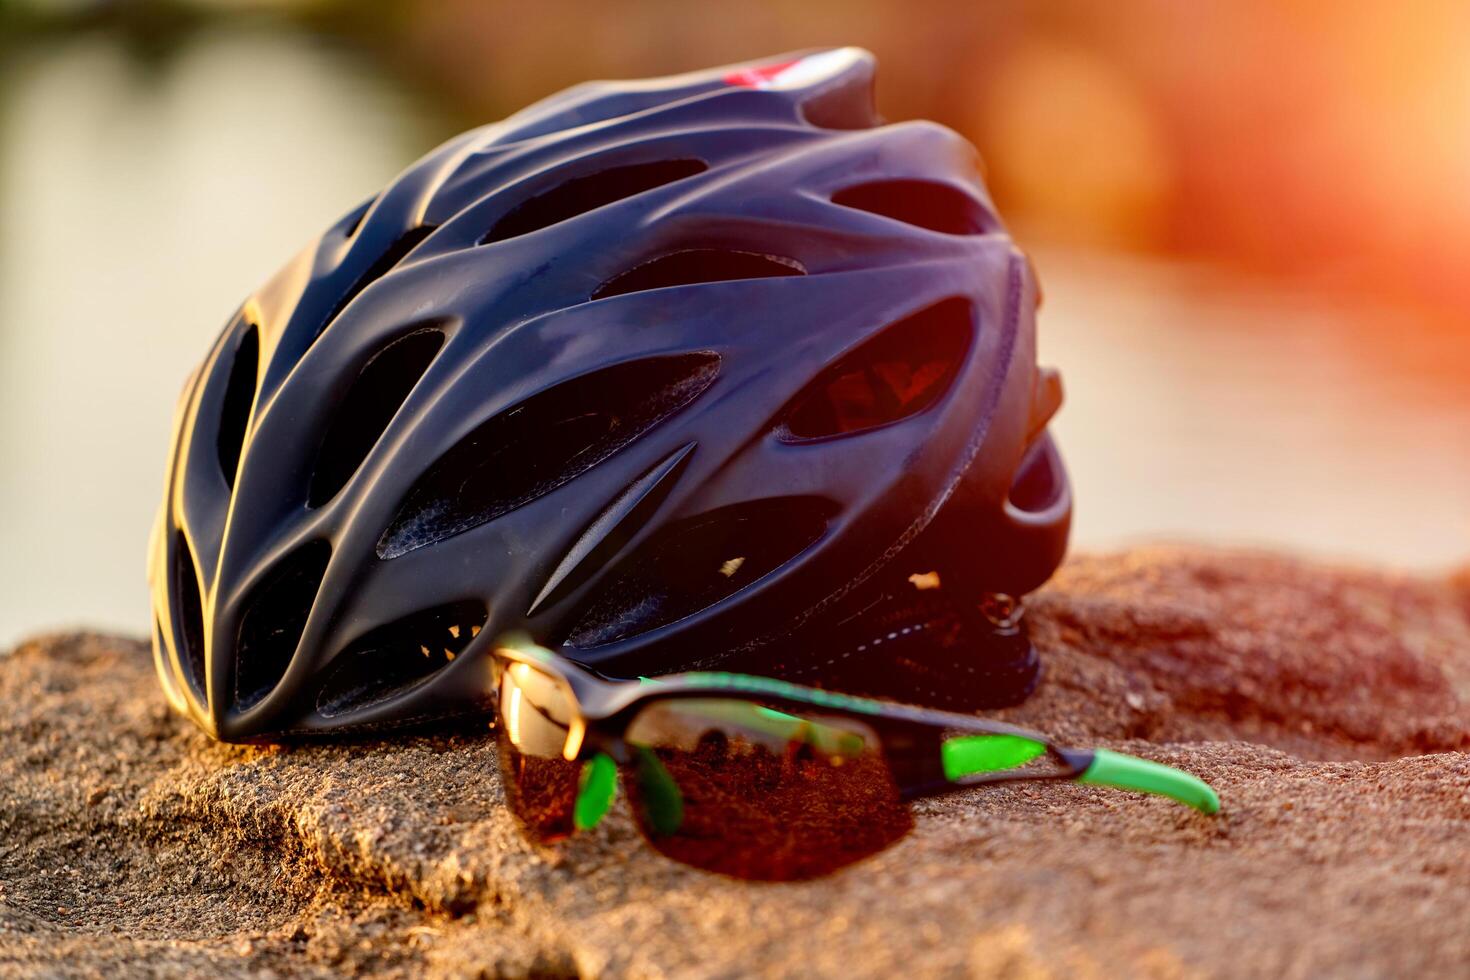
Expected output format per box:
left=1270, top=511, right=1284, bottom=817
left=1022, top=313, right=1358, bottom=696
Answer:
left=494, top=659, right=582, bottom=843
left=622, top=698, right=913, bottom=880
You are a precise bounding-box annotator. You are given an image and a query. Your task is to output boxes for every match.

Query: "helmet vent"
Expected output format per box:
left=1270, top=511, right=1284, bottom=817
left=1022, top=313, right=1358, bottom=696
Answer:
left=315, top=600, right=488, bottom=718
left=233, top=540, right=331, bottom=713
left=153, top=614, right=186, bottom=707
left=217, top=324, right=259, bottom=489
left=482, top=159, right=707, bottom=244
left=308, top=328, right=445, bottom=507
left=780, top=297, right=972, bottom=440
left=832, top=180, right=990, bottom=235
left=563, top=496, right=837, bottom=648
left=527, top=441, right=696, bottom=617
left=319, top=224, right=438, bottom=339
left=172, top=531, right=208, bottom=697
left=377, top=353, right=720, bottom=559
left=592, top=248, right=805, bottom=301
left=1008, top=438, right=1064, bottom=514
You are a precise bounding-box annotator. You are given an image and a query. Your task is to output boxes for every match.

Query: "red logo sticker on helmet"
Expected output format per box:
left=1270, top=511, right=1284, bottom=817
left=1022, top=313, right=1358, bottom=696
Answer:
left=723, top=48, right=862, bottom=90
left=724, top=60, right=800, bottom=89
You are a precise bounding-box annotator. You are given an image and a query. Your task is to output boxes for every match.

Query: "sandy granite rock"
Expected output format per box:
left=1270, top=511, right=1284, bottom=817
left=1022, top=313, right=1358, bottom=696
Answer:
left=2, top=547, right=1468, bottom=978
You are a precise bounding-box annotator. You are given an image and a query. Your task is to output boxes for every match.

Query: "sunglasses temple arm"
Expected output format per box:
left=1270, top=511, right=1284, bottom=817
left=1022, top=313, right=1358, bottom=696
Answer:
left=1067, top=747, right=1221, bottom=814
left=938, top=735, right=1219, bottom=814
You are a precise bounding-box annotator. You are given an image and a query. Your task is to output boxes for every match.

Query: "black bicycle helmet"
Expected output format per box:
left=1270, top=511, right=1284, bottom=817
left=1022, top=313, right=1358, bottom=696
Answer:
left=147, top=48, right=1071, bottom=741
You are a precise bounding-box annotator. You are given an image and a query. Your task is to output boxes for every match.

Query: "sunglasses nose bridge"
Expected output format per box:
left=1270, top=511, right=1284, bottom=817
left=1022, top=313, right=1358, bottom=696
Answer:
left=570, top=724, right=637, bottom=767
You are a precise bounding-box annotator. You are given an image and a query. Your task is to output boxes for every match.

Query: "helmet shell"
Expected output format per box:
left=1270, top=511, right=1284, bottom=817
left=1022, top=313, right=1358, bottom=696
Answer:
left=148, top=48, right=1070, bottom=739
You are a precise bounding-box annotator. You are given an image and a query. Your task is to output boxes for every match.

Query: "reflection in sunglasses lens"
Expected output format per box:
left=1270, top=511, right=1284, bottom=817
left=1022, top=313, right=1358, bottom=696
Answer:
left=624, top=698, right=913, bottom=880
left=495, top=661, right=581, bottom=842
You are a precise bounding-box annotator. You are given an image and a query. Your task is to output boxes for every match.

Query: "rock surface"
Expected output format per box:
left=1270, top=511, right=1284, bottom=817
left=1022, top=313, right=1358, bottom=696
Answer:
left=3, top=547, right=1469, bottom=978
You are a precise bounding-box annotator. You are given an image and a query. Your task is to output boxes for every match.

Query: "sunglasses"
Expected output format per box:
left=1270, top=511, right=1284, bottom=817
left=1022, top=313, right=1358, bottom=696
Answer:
left=491, top=633, right=1220, bottom=881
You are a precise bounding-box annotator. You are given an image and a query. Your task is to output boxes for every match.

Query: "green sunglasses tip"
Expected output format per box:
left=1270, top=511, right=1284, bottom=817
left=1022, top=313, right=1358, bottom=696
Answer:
left=573, top=752, right=618, bottom=831
left=1080, top=748, right=1221, bottom=815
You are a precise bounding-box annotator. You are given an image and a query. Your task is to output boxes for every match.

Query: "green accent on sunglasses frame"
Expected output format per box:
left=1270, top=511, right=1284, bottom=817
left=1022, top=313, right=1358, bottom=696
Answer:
left=678, top=671, right=888, bottom=717
left=574, top=752, right=618, bottom=831
left=1079, top=748, right=1221, bottom=814
left=941, top=733, right=1047, bottom=779
left=633, top=746, right=686, bottom=836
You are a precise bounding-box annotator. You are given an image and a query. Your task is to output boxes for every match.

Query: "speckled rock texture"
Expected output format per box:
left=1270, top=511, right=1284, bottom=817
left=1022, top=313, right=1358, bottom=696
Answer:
left=3, top=548, right=1469, bottom=979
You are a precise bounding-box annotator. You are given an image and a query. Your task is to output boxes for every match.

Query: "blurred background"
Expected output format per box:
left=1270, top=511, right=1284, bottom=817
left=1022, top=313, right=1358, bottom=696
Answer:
left=1, top=0, right=1467, bottom=647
